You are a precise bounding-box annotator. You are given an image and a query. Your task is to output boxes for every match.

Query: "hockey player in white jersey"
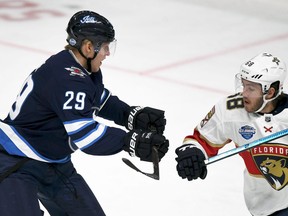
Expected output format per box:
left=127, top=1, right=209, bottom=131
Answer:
left=175, top=52, right=288, bottom=216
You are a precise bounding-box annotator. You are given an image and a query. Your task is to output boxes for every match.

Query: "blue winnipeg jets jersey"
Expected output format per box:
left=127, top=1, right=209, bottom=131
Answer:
left=0, top=50, right=130, bottom=163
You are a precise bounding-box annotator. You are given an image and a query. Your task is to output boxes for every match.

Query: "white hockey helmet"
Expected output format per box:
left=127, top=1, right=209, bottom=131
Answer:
left=237, top=52, right=287, bottom=95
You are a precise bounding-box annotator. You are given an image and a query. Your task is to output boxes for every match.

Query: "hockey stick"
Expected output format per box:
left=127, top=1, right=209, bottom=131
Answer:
left=206, top=128, right=288, bottom=165
left=122, top=146, right=160, bottom=180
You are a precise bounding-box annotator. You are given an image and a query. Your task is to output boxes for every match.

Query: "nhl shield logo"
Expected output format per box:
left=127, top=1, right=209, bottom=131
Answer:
left=251, top=144, right=288, bottom=190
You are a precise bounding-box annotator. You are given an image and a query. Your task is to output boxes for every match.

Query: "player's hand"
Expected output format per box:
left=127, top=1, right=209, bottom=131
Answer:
left=126, top=106, right=166, bottom=134
left=175, top=144, right=207, bottom=180
left=123, top=129, right=169, bottom=162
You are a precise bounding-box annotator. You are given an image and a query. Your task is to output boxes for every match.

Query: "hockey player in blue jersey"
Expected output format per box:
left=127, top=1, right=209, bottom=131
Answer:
left=0, top=10, right=169, bottom=216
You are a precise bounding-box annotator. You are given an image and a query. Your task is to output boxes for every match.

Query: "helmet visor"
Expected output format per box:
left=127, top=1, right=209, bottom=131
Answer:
left=97, top=39, right=117, bottom=56
left=235, top=73, right=243, bottom=94
left=235, top=73, right=265, bottom=98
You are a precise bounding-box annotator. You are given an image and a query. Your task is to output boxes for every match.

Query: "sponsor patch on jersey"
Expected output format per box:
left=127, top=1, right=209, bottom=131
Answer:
left=251, top=143, right=288, bottom=190
left=239, top=125, right=255, bottom=140
left=65, top=67, right=87, bottom=78
left=200, top=106, right=215, bottom=127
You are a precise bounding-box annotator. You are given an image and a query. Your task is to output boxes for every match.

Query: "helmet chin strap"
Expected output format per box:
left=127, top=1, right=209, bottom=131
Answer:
left=255, top=91, right=281, bottom=113
left=86, top=52, right=97, bottom=72
left=255, top=95, right=271, bottom=113
left=78, top=49, right=98, bottom=72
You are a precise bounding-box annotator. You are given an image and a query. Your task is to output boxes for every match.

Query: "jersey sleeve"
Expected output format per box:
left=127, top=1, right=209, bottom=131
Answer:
left=90, top=70, right=131, bottom=127
left=183, top=98, right=231, bottom=158
left=98, top=94, right=130, bottom=127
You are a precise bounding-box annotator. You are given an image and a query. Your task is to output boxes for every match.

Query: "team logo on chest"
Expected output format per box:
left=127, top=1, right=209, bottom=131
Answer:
left=251, top=144, right=288, bottom=190
left=65, top=66, right=87, bottom=78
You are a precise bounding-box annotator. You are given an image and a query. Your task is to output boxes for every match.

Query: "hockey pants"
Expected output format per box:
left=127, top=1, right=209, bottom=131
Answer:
left=0, top=150, right=105, bottom=216
left=268, top=207, right=288, bottom=216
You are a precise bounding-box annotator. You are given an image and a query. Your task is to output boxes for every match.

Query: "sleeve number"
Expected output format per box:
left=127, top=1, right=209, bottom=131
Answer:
left=9, top=74, right=34, bottom=120
left=63, top=91, right=86, bottom=110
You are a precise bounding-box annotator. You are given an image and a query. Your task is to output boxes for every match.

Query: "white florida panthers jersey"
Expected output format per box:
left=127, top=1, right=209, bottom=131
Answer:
left=183, top=93, right=288, bottom=216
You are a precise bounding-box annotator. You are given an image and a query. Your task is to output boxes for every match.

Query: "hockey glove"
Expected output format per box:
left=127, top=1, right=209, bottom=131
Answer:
left=175, top=144, right=207, bottom=181
left=126, top=106, right=166, bottom=134
left=123, top=129, right=169, bottom=162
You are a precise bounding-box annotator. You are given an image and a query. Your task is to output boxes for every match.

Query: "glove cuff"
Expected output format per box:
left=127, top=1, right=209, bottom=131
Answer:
left=182, top=140, right=208, bottom=160
left=123, top=130, right=141, bottom=157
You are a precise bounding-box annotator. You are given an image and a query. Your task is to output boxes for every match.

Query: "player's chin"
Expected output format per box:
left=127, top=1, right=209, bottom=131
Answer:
left=243, top=102, right=253, bottom=113
left=92, top=63, right=101, bottom=72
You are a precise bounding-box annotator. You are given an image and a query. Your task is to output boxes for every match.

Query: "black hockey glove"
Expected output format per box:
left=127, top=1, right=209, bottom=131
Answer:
left=175, top=144, right=207, bottom=181
left=123, top=129, right=169, bottom=162
left=126, top=106, right=166, bottom=134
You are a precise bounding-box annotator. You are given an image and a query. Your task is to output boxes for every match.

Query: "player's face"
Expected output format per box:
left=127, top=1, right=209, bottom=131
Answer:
left=242, top=79, right=264, bottom=113
left=91, top=42, right=111, bottom=72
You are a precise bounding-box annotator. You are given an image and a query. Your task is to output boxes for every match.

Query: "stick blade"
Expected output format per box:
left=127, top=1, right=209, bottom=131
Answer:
left=122, top=147, right=160, bottom=180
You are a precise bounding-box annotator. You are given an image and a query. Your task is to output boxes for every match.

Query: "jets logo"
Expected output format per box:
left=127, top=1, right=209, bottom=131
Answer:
left=251, top=144, right=288, bottom=190
left=80, top=15, right=102, bottom=24
left=65, top=67, right=87, bottom=78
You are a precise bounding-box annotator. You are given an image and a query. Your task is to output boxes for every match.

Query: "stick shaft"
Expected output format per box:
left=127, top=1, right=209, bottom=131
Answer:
left=206, top=128, right=288, bottom=165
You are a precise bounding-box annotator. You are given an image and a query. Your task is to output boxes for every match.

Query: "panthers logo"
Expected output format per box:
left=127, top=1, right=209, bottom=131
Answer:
left=251, top=143, right=288, bottom=191
left=259, top=157, right=288, bottom=190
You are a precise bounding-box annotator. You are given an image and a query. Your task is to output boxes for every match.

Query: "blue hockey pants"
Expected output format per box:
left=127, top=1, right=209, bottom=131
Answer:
left=0, top=150, right=105, bottom=216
